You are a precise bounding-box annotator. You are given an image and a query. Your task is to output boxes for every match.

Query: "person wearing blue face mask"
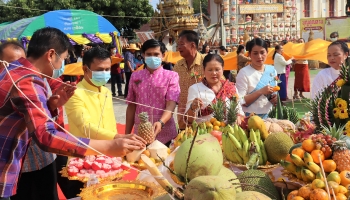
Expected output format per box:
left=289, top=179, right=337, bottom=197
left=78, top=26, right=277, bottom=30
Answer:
left=125, top=39, right=180, bottom=146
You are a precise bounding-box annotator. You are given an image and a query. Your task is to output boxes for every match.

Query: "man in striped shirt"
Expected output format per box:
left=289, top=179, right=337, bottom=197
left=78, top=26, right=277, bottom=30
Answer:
left=0, top=27, right=145, bottom=199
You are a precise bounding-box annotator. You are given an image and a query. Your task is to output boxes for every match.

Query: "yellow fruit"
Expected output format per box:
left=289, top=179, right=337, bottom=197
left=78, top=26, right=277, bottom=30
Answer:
left=302, top=139, right=316, bottom=153
left=328, top=171, right=342, bottom=184
left=210, top=118, right=217, bottom=124
left=167, top=148, right=171, bottom=154
left=138, top=159, right=145, bottom=165
left=149, top=158, right=156, bottom=163
left=312, top=179, right=325, bottom=189
left=142, top=150, right=151, bottom=157
left=310, top=188, right=329, bottom=200
left=247, top=115, right=269, bottom=140
left=328, top=181, right=340, bottom=194
left=338, top=185, right=348, bottom=195
left=213, top=121, right=221, bottom=127
left=205, top=121, right=212, bottom=127
left=311, top=150, right=325, bottom=164
left=213, top=126, right=220, bottom=131
left=340, top=171, right=350, bottom=186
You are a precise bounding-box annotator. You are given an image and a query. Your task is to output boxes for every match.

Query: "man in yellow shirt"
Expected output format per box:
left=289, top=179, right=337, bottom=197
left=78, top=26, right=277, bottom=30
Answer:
left=65, top=47, right=121, bottom=139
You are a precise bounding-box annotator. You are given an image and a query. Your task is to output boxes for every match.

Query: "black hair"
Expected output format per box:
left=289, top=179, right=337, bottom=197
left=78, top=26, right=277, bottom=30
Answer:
left=236, top=45, right=245, bottom=54
left=201, top=44, right=209, bottom=54
left=298, top=38, right=305, bottom=43
left=246, top=38, right=268, bottom=53
left=108, top=45, right=116, bottom=51
left=0, top=41, right=25, bottom=57
left=328, top=40, right=349, bottom=55
left=219, top=46, right=227, bottom=51
left=141, top=39, right=166, bottom=54
left=203, top=54, right=224, bottom=69
left=83, top=47, right=111, bottom=68
left=273, top=45, right=282, bottom=60
left=330, top=31, right=339, bottom=37
left=27, top=27, right=71, bottom=59
left=264, top=39, right=271, bottom=48
left=178, top=30, right=199, bottom=49
left=159, top=42, right=167, bottom=54
left=281, top=40, right=288, bottom=45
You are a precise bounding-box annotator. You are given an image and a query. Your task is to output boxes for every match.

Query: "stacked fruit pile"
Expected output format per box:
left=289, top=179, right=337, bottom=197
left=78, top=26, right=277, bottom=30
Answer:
left=288, top=184, right=349, bottom=200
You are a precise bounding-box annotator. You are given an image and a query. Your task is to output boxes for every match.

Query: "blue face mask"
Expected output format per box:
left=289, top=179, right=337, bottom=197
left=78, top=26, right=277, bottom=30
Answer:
left=51, top=52, right=65, bottom=78
left=145, top=56, right=162, bottom=70
left=89, top=70, right=111, bottom=86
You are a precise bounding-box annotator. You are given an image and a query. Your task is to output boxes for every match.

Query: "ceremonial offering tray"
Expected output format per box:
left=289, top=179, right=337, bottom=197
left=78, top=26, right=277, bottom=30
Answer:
left=79, top=180, right=167, bottom=200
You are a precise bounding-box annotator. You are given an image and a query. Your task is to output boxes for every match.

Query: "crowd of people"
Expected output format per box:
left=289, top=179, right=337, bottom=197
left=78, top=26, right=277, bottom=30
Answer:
left=0, top=27, right=348, bottom=200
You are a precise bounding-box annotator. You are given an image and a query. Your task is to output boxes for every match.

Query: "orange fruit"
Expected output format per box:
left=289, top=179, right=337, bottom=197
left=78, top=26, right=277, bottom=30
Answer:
left=333, top=193, right=347, bottom=200
left=292, top=196, right=304, bottom=200
left=210, top=118, right=217, bottom=124
left=322, top=160, right=337, bottom=173
left=310, top=188, right=329, bottom=200
left=285, top=154, right=293, bottom=163
left=205, top=121, right=212, bottom=127
left=287, top=190, right=299, bottom=200
left=167, top=148, right=171, bottom=154
left=298, top=185, right=312, bottom=199
left=142, top=150, right=151, bottom=157
left=311, top=150, right=325, bottom=164
left=340, top=171, right=350, bottom=186
left=292, top=148, right=305, bottom=159
left=213, top=121, right=221, bottom=127
left=213, top=126, right=220, bottom=131
left=220, top=121, right=226, bottom=127
left=302, top=139, right=316, bottom=152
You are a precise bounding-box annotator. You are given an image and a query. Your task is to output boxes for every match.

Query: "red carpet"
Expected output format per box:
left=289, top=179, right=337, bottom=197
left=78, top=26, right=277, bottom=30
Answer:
left=58, top=123, right=136, bottom=200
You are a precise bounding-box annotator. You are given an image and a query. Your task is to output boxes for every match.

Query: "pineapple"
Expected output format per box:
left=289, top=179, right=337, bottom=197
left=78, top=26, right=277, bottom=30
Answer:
left=137, top=112, right=154, bottom=144
left=332, top=140, right=350, bottom=171
left=321, top=123, right=346, bottom=140
left=211, top=99, right=226, bottom=122
left=268, top=93, right=299, bottom=124
left=227, top=98, right=238, bottom=125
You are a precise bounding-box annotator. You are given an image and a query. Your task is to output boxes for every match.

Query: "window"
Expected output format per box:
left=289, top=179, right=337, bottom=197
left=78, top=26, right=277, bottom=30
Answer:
left=329, top=0, right=335, bottom=17
left=304, top=0, right=310, bottom=17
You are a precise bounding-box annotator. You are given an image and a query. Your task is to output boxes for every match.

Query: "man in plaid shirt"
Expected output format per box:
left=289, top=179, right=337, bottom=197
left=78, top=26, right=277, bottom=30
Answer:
left=0, top=27, right=145, bottom=199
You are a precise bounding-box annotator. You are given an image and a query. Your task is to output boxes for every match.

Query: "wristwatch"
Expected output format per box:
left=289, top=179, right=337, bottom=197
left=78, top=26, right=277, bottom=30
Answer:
left=158, top=120, right=165, bottom=129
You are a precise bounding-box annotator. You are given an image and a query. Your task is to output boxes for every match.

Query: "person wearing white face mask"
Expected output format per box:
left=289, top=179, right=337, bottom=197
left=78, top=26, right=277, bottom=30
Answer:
left=330, top=32, right=339, bottom=42
left=125, top=39, right=180, bottom=146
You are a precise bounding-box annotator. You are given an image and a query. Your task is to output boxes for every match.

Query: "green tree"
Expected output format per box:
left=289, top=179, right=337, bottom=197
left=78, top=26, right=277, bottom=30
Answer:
left=0, top=0, right=153, bottom=39
left=192, top=0, right=209, bottom=16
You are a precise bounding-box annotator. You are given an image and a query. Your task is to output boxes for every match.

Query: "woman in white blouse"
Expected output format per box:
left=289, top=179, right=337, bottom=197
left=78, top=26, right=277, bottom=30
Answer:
left=185, top=54, right=244, bottom=124
left=273, top=45, right=293, bottom=101
left=311, top=41, right=349, bottom=99
left=236, top=38, right=278, bottom=119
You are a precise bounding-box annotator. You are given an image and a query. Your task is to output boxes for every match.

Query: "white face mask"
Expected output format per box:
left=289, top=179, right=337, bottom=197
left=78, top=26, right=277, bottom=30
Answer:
left=330, top=37, right=338, bottom=42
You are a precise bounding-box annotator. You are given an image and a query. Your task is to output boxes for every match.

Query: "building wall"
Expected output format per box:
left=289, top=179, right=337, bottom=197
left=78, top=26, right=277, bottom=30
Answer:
left=208, top=0, right=347, bottom=38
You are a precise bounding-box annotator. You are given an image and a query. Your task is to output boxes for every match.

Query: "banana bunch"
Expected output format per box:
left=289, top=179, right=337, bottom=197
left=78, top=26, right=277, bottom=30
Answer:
left=222, top=124, right=268, bottom=165
left=174, top=127, right=195, bottom=148
left=280, top=152, right=323, bottom=182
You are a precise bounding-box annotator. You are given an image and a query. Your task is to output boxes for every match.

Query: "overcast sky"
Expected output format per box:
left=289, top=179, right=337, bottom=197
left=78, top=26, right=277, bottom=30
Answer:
left=150, top=0, right=157, bottom=9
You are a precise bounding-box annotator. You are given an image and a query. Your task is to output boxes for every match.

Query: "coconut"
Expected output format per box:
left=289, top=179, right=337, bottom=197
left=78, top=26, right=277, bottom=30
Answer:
left=217, top=166, right=242, bottom=193
left=174, top=134, right=223, bottom=181
left=235, top=191, right=272, bottom=200
left=184, top=176, right=236, bottom=200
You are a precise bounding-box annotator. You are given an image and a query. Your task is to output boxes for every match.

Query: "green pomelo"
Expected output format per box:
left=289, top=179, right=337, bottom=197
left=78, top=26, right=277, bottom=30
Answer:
left=174, top=134, right=223, bottom=181
left=217, top=166, right=242, bottom=193
left=237, top=169, right=279, bottom=199
left=264, top=132, right=294, bottom=164
left=184, top=176, right=236, bottom=200
left=235, top=191, right=272, bottom=200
